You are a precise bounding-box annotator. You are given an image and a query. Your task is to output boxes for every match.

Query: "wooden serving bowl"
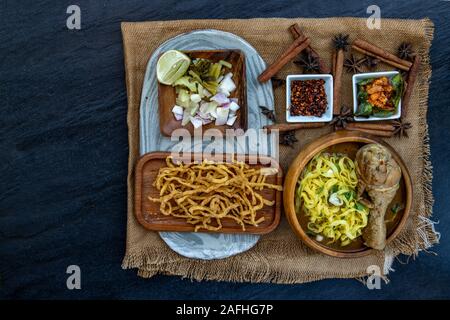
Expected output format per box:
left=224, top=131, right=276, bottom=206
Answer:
left=283, top=131, right=413, bottom=258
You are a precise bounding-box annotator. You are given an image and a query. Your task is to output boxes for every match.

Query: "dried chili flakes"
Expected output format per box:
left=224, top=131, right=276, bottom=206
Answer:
left=290, top=79, right=327, bottom=117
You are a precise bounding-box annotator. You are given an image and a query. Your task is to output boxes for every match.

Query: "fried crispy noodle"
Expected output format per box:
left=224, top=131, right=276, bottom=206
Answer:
left=148, top=157, right=283, bottom=232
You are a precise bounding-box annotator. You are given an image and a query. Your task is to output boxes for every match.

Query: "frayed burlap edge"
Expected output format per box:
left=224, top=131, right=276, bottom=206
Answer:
left=361, top=19, right=440, bottom=284
left=122, top=241, right=384, bottom=284
left=387, top=18, right=440, bottom=258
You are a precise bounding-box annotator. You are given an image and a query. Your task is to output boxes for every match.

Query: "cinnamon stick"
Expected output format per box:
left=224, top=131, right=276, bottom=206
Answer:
left=344, top=126, right=394, bottom=137
left=332, top=51, right=336, bottom=76
left=352, top=39, right=412, bottom=71
left=401, top=55, right=420, bottom=118
left=333, top=49, right=344, bottom=115
left=288, top=23, right=303, bottom=39
left=263, top=122, right=325, bottom=133
left=258, top=38, right=311, bottom=83
left=345, top=122, right=395, bottom=132
left=352, top=45, right=410, bottom=72
left=289, top=23, right=331, bottom=74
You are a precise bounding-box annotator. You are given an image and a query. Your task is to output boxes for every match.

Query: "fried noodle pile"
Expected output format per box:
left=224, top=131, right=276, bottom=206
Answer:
left=149, top=157, right=283, bottom=232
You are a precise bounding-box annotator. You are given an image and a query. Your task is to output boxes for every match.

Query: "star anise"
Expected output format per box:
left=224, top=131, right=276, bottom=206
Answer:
left=363, top=55, right=380, bottom=70
left=344, top=54, right=365, bottom=73
left=271, top=77, right=285, bottom=89
left=280, top=130, right=298, bottom=148
left=294, top=51, right=320, bottom=73
left=397, top=42, right=415, bottom=61
left=333, top=34, right=350, bottom=51
left=329, top=105, right=353, bottom=130
left=392, top=119, right=412, bottom=138
left=259, top=106, right=276, bottom=122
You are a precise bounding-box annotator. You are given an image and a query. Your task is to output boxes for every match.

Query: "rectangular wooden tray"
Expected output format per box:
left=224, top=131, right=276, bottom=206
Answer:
left=157, top=50, right=247, bottom=137
left=134, top=152, right=282, bottom=234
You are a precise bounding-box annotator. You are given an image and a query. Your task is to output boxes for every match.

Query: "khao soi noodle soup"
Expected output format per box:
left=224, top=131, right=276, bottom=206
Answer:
left=295, top=153, right=369, bottom=246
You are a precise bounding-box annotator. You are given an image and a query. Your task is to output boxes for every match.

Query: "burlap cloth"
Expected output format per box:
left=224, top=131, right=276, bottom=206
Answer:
left=121, top=18, right=439, bottom=282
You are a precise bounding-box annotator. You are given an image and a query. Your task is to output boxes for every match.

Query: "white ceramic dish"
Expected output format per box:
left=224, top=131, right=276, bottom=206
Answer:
left=286, top=74, right=333, bottom=123
left=352, top=71, right=401, bottom=121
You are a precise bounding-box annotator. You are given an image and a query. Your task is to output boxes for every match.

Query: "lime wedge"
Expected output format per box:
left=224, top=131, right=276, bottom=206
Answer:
left=157, top=50, right=191, bottom=85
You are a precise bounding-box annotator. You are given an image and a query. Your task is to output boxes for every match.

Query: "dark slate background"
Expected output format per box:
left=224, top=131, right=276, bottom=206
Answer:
left=1, top=0, right=449, bottom=299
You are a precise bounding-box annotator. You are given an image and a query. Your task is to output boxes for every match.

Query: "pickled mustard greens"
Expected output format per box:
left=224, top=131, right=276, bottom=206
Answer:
left=295, top=153, right=369, bottom=246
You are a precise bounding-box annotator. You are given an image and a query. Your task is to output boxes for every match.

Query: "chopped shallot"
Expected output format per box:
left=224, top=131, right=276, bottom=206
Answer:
left=226, top=115, right=237, bottom=126
left=190, top=116, right=203, bottom=129
left=211, top=93, right=229, bottom=105
left=229, top=101, right=240, bottom=112
left=215, top=107, right=230, bottom=126
left=172, top=105, right=184, bottom=115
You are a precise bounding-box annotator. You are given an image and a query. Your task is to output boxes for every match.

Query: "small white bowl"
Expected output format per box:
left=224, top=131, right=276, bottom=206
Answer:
left=286, top=74, right=333, bottom=123
left=352, top=71, right=401, bottom=121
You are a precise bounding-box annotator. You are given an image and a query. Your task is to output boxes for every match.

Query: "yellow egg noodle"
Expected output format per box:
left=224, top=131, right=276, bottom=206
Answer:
left=296, top=153, right=369, bottom=246
left=149, top=157, right=283, bottom=232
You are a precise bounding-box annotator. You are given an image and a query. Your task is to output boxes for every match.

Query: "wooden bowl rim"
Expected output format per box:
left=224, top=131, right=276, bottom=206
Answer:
left=283, top=130, right=413, bottom=258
